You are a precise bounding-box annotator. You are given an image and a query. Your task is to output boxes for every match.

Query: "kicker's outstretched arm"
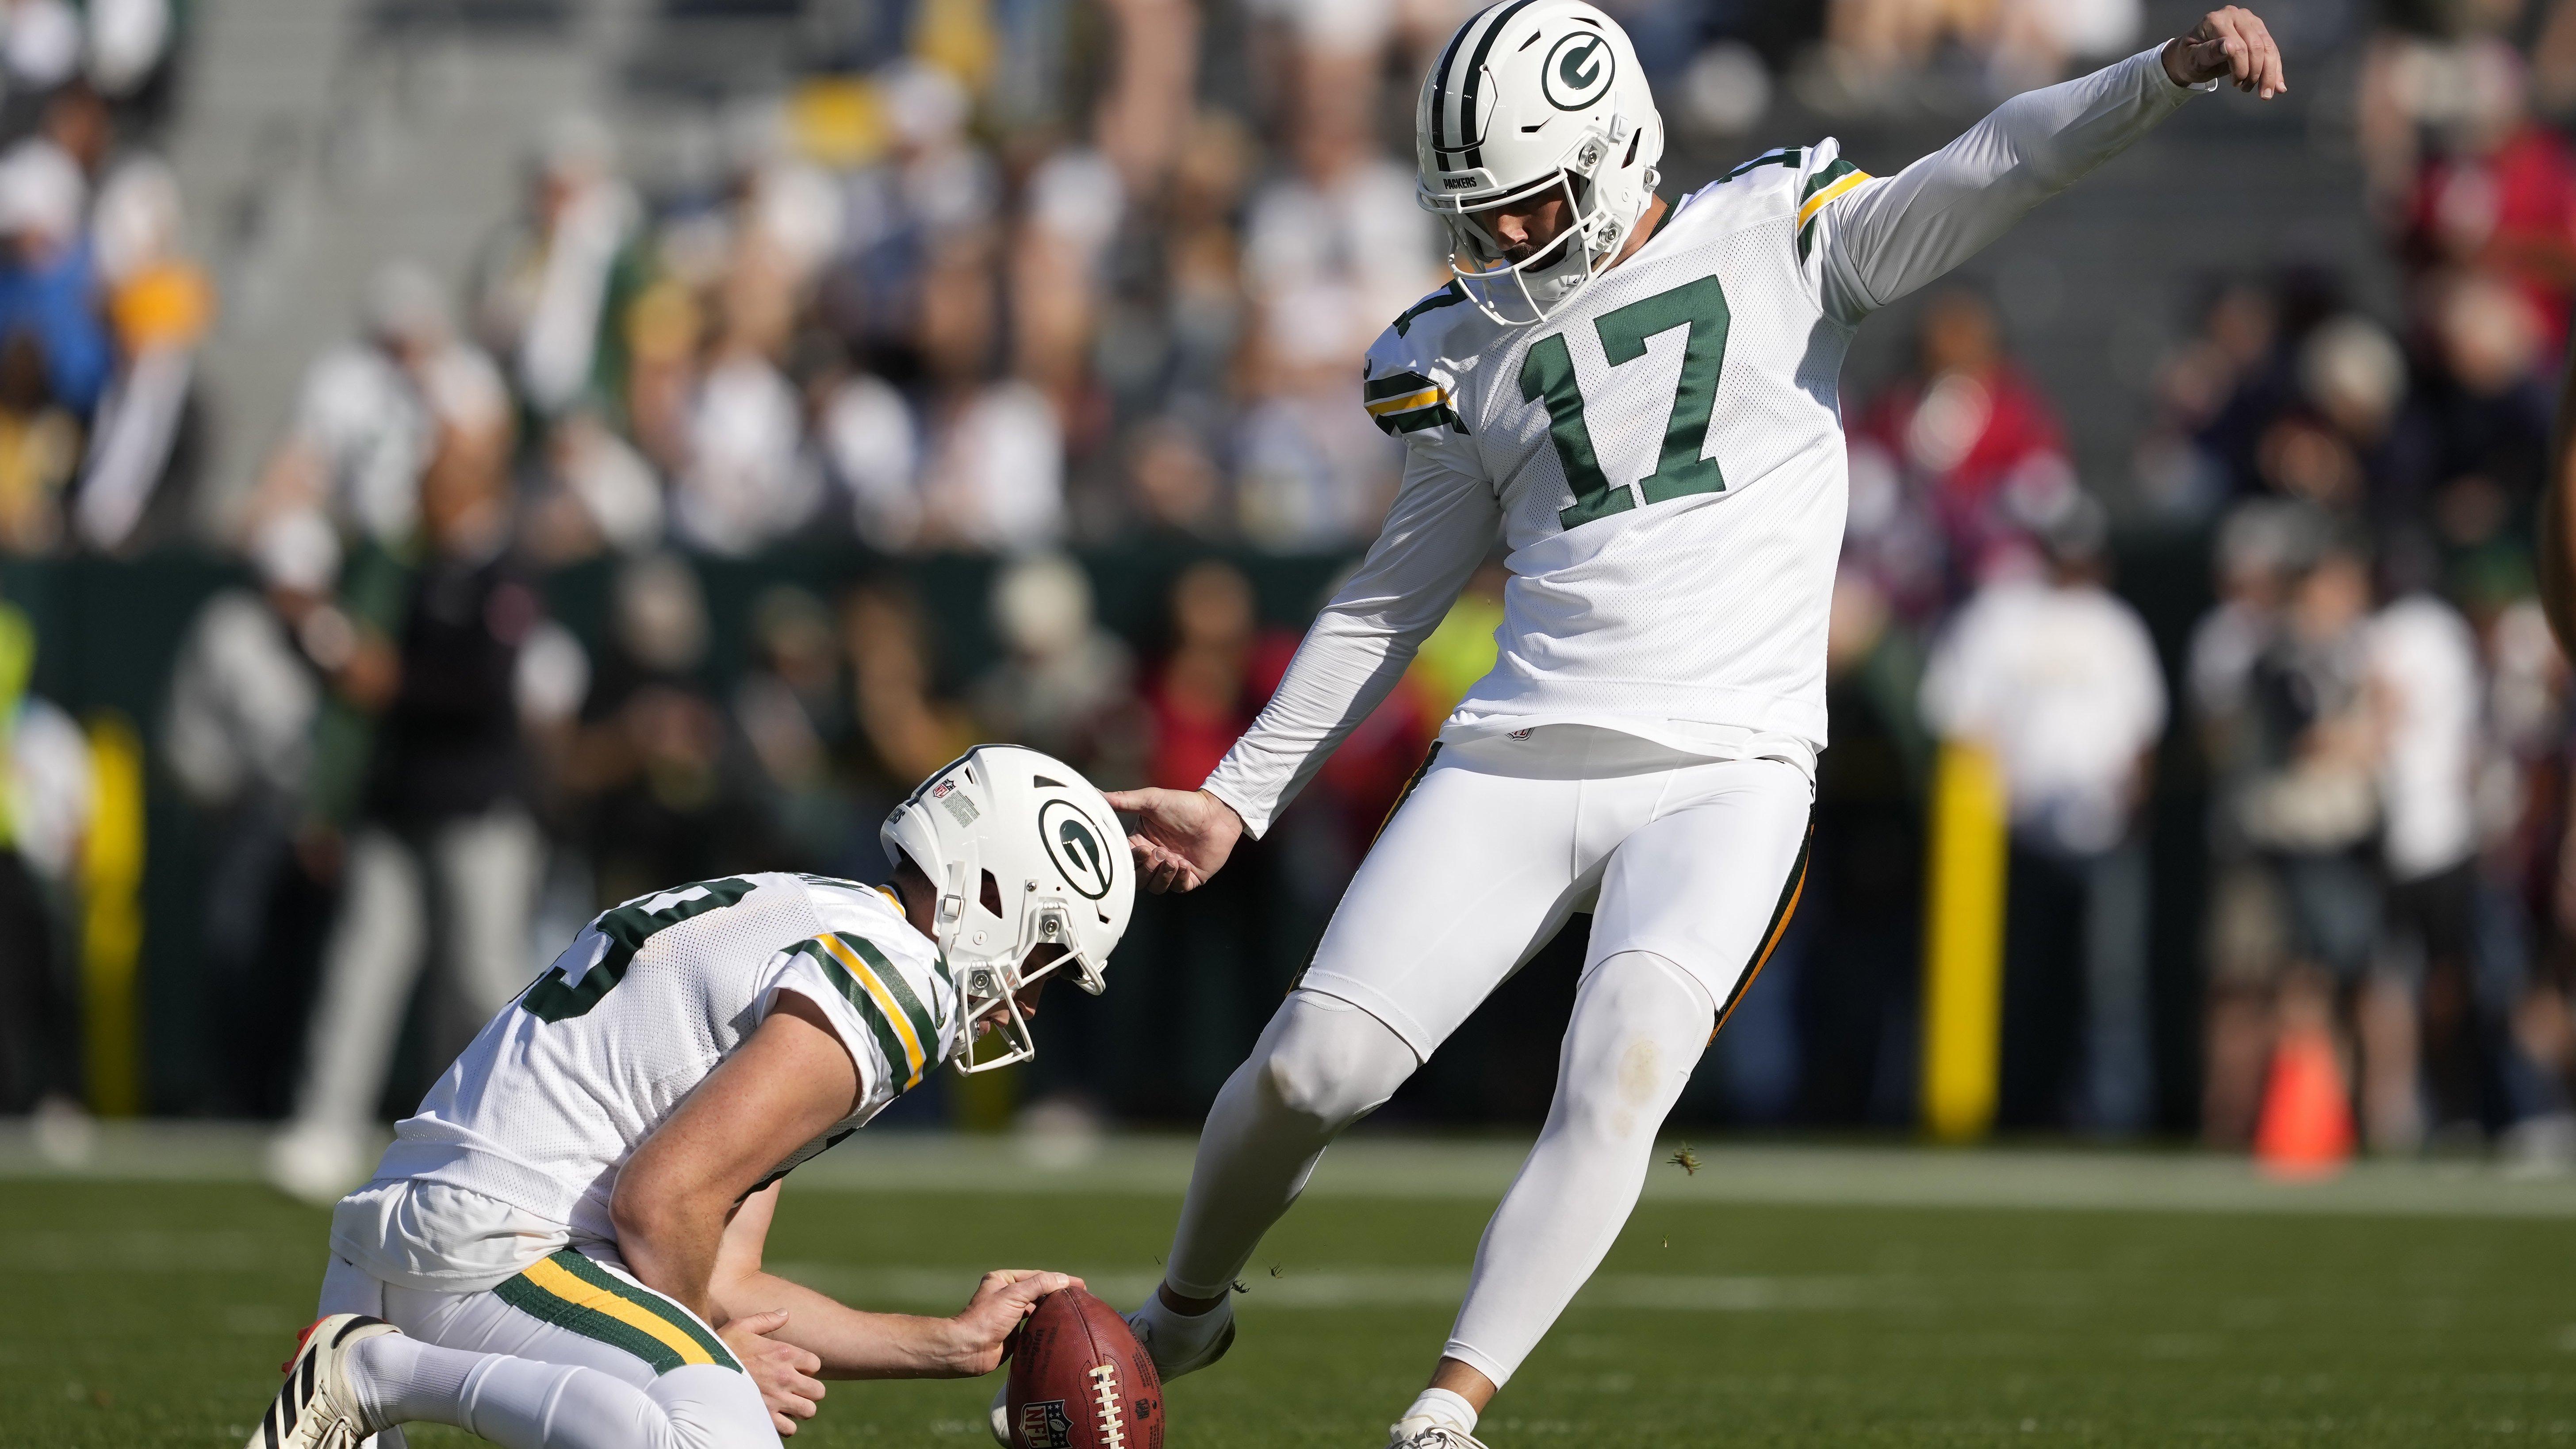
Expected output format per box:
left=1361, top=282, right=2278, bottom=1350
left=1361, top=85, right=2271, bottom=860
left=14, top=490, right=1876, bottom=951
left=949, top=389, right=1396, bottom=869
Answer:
left=1112, top=445, right=1497, bottom=895
left=1817, top=8, right=2282, bottom=322
left=1199, top=450, right=1496, bottom=841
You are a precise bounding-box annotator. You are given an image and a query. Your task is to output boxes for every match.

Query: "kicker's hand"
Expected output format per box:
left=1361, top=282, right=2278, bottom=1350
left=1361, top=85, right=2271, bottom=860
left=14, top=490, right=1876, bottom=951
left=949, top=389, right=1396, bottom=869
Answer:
left=946, top=1270, right=1085, bottom=1377
left=2164, top=7, right=2285, bottom=98
left=718, top=1308, right=826, bottom=1435
left=1102, top=787, right=1245, bottom=894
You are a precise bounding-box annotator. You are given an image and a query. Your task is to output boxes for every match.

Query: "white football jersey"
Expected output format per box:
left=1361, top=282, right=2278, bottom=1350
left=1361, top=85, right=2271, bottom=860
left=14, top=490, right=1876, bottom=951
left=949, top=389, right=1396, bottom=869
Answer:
left=1372, top=142, right=1868, bottom=748
left=370, top=872, right=958, bottom=1241
left=1203, top=49, right=2200, bottom=836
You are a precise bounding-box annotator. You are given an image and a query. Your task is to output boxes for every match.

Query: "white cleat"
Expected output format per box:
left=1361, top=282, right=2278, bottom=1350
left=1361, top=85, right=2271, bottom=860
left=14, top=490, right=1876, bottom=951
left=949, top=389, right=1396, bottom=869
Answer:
left=1388, top=1420, right=1490, bottom=1449
left=246, top=1313, right=398, bottom=1449
left=987, top=1294, right=1238, bottom=1444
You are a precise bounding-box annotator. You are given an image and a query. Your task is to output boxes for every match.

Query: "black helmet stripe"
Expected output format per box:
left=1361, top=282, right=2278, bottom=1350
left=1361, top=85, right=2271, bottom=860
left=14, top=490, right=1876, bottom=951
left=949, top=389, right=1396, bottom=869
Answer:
left=1458, top=0, right=1545, bottom=171
left=1432, top=0, right=1529, bottom=159
left=1427, top=6, right=1478, bottom=154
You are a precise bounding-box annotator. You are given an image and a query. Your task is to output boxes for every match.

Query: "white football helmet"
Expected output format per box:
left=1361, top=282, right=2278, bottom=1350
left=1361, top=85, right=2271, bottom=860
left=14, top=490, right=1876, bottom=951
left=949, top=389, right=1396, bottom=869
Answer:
left=1416, top=0, right=1664, bottom=326
left=881, top=745, right=1133, bottom=1075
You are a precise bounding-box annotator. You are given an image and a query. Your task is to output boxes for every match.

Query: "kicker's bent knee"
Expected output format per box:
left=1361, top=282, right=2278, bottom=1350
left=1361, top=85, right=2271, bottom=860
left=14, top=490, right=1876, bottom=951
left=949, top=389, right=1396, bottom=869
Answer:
left=1585, top=950, right=1717, bottom=1025
left=1553, top=952, right=1717, bottom=1134
left=1258, top=991, right=1417, bottom=1127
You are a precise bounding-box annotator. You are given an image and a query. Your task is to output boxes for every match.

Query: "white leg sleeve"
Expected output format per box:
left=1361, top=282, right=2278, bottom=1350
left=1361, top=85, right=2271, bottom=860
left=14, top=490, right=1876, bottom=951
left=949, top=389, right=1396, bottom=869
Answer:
left=289, top=830, right=427, bottom=1132
left=462, top=1358, right=770, bottom=1449
left=349, top=1338, right=773, bottom=1449
left=341, top=1256, right=781, bottom=1449
left=1442, top=950, right=1715, bottom=1388
left=1164, top=989, right=1420, bottom=1298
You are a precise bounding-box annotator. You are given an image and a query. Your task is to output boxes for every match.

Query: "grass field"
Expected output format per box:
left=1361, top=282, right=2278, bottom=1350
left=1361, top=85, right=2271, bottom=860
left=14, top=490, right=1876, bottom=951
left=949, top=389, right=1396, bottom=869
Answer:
left=6, top=1135, right=2576, bottom=1447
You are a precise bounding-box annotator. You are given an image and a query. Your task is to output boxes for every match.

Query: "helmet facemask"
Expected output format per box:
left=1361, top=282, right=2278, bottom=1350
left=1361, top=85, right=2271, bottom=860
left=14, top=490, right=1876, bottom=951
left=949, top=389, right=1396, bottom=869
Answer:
left=1413, top=2, right=1665, bottom=330
left=1442, top=153, right=1618, bottom=326
left=931, top=857, right=1109, bottom=1076
left=881, top=745, right=1135, bottom=1080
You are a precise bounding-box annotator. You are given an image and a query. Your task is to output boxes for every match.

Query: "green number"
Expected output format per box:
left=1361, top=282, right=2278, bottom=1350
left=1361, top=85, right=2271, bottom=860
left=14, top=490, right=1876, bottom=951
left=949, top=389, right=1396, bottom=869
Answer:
left=1522, top=276, right=1733, bottom=529
left=522, top=877, right=759, bottom=1022
left=1520, top=332, right=1627, bottom=529
left=1596, top=276, right=1730, bottom=504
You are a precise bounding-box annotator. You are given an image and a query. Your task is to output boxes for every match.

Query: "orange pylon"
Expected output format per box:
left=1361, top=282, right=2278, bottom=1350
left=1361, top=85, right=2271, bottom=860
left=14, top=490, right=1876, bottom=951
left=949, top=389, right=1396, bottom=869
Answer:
left=2253, top=1023, right=2355, bottom=1180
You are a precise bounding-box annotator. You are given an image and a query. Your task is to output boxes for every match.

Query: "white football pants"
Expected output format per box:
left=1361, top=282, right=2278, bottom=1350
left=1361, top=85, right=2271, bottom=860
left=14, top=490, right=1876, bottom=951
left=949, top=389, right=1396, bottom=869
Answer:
left=319, top=1246, right=779, bottom=1449
left=1167, top=728, right=1813, bottom=1388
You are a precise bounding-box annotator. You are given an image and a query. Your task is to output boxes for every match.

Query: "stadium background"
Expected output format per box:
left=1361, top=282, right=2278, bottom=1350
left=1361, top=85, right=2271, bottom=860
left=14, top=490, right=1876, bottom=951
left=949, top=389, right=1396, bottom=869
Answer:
left=16, top=2, right=2576, bottom=1446
left=0, top=0, right=2556, bottom=1175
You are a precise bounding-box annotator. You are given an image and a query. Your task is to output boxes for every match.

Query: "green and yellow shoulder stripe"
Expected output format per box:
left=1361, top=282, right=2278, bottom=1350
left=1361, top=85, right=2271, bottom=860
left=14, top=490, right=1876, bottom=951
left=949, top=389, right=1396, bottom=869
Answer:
left=1695, top=142, right=1874, bottom=264
left=1364, top=366, right=1466, bottom=437
left=1363, top=284, right=1471, bottom=438
left=789, top=927, right=953, bottom=1092
left=1795, top=153, right=1874, bottom=262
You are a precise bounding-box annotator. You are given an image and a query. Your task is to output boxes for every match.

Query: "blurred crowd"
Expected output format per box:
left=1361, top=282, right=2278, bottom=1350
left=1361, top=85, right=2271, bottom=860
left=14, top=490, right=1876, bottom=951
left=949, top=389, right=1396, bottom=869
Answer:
left=0, top=0, right=198, bottom=1141
left=167, top=0, right=2200, bottom=1187
left=11, top=0, right=2576, bottom=1175
left=1788, top=0, right=2576, bottom=1156
left=199, top=519, right=1488, bottom=1194
left=0, top=0, right=196, bottom=561
left=2166, top=0, right=2576, bottom=1157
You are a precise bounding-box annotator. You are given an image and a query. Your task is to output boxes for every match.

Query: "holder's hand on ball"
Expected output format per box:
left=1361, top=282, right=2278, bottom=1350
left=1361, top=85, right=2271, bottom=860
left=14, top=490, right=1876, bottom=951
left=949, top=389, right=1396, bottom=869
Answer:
left=949, top=1270, right=1085, bottom=1377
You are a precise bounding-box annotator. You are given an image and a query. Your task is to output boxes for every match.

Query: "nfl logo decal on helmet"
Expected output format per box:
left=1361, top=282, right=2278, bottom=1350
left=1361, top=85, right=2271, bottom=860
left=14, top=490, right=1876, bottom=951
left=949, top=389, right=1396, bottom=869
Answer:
left=882, top=745, right=1134, bottom=1074
left=1415, top=0, right=1664, bottom=326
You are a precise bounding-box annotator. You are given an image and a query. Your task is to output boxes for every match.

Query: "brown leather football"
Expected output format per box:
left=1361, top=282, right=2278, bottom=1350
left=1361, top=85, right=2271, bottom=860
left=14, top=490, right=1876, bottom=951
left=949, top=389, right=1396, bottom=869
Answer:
left=1004, top=1286, right=1164, bottom=1449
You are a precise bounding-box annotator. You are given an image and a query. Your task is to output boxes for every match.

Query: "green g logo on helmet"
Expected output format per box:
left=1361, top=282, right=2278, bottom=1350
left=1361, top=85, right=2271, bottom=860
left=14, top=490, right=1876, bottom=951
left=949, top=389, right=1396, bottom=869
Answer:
left=1542, top=31, right=1614, bottom=111
left=1038, top=799, right=1115, bottom=901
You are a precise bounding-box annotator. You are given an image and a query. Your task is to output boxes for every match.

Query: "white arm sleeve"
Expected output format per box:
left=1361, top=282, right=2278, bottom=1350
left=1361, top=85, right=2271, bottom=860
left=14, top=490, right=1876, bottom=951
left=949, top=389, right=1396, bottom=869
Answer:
left=1200, top=445, right=1500, bottom=838
left=1818, top=46, right=2203, bottom=322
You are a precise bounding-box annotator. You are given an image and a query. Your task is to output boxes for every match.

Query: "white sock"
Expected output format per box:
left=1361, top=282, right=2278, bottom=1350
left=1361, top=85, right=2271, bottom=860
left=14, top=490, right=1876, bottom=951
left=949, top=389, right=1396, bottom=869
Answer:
left=1442, top=951, right=1714, bottom=1388
left=1165, top=991, right=1417, bottom=1297
left=1399, top=1387, right=1479, bottom=1433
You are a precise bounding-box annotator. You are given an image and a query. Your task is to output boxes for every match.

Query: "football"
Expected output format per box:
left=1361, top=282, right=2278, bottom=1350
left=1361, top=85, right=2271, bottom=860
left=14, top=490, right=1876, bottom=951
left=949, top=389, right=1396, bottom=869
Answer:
left=1004, top=1286, right=1164, bottom=1449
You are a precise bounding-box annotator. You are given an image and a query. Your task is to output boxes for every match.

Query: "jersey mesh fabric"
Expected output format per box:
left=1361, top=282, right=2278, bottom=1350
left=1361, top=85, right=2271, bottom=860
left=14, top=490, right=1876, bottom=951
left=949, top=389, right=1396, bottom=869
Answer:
left=1445, top=150, right=1855, bottom=741
left=1204, top=147, right=1857, bottom=834
left=368, top=873, right=954, bottom=1245
left=769, top=880, right=965, bottom=1132
left=1202, top=52, right=2200, bottom=837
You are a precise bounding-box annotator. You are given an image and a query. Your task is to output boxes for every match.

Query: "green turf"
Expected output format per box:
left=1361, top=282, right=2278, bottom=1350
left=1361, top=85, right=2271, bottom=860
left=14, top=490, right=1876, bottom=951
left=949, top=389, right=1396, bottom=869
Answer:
left=4, top=1176, right=2572, bottom=1447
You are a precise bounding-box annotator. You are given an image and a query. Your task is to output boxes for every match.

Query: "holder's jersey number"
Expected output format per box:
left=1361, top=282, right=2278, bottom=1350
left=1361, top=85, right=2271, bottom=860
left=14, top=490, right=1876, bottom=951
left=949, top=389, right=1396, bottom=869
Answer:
left=1519, top=275, right=1731, bottom=529
left=522, top=878, right=758, bottom=1022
